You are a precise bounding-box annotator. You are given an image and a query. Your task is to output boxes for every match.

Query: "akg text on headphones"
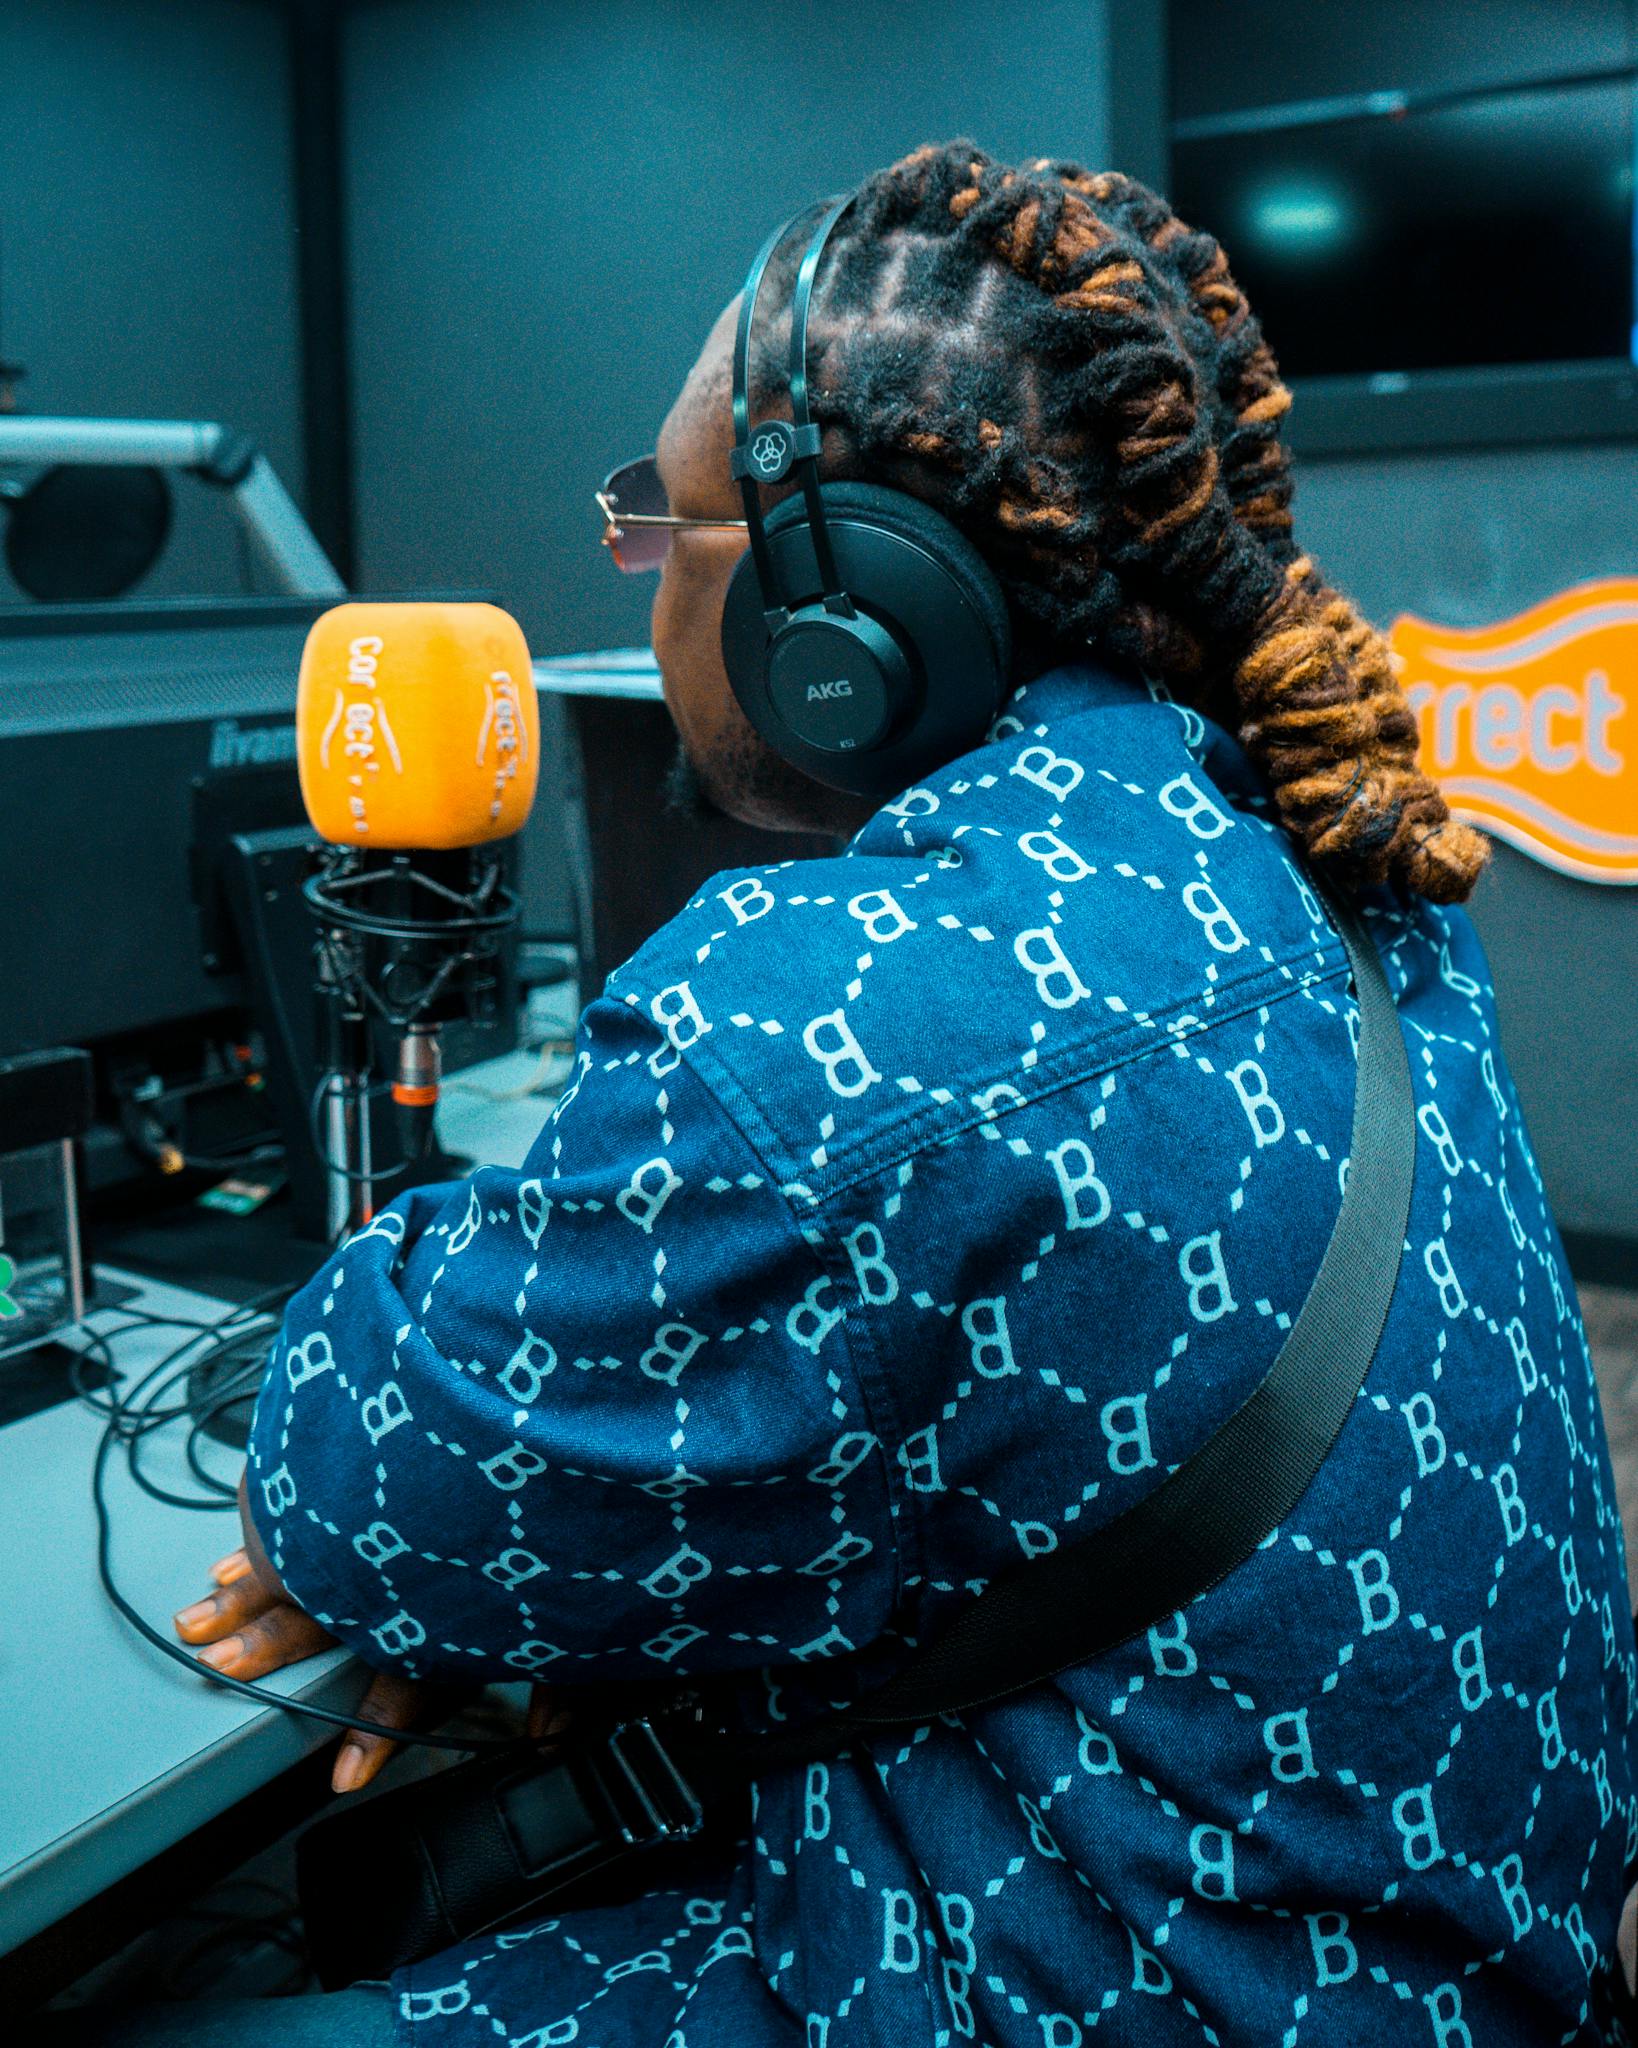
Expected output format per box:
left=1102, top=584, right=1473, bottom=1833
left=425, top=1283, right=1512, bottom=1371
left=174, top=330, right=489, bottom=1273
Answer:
left=720, top=196, right=1012, bottom=799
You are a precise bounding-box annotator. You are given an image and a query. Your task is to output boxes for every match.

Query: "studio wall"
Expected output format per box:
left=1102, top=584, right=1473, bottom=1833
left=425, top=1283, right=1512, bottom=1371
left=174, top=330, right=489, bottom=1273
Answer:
left=340, top=0, right=1112, bottom=652
left=0, top=0, right=307, bottom=600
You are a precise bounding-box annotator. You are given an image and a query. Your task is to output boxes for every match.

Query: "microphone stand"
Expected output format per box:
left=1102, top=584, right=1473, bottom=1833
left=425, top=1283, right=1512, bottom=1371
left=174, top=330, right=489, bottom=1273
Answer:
left=314, top=940, right=376, bottom=1238
left=304, top=845, right=519, bottom=1243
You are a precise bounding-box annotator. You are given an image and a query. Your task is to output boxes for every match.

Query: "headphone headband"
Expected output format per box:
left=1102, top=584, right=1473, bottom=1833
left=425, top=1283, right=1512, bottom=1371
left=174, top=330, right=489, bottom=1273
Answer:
left=720, top=193, right=1010, bottom=796
left=729, top=196, right=853, bottom=619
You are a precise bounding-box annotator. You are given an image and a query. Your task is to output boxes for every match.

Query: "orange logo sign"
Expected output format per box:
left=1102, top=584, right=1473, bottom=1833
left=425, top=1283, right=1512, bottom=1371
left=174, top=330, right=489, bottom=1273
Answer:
left=1390, top=579, right=1637, bottom=883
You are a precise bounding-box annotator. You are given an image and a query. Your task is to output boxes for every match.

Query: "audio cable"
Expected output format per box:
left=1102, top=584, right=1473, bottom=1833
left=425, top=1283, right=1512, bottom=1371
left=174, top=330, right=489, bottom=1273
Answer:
left=79, top=1291, right=524, bottom=1754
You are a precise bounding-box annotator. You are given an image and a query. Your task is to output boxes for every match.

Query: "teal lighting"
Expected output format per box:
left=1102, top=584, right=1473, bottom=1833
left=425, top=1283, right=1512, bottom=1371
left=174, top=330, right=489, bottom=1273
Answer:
left=1247, top=183, right=1349, bottom=248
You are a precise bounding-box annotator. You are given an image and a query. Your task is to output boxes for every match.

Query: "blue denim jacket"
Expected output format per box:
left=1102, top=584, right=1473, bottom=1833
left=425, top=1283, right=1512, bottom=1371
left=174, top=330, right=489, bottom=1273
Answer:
left=248, top=662, right=1635, bottom=2046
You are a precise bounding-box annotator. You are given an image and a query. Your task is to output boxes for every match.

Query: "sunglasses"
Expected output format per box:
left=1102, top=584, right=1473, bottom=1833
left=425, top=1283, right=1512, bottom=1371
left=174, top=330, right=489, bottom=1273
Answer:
left=595, top=454, right=748, bottom=574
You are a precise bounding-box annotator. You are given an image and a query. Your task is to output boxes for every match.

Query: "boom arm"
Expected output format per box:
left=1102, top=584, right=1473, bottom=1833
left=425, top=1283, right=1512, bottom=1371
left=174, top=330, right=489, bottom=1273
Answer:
left=0, top=415, right=345, bottom=598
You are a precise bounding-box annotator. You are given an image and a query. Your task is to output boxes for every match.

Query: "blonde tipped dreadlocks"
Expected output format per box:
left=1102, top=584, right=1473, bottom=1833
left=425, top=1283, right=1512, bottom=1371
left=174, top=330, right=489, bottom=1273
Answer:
left=756, top=142, right=1487, bottom=902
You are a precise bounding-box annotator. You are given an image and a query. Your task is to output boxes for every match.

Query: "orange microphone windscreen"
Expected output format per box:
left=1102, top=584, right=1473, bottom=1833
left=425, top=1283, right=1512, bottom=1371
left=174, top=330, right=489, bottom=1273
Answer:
left=296, top=601, right=539, bottom=850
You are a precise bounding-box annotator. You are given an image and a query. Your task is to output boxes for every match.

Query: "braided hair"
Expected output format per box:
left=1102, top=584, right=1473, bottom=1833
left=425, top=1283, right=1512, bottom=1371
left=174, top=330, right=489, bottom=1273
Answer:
left=752, top=142, right=1488, bottom=902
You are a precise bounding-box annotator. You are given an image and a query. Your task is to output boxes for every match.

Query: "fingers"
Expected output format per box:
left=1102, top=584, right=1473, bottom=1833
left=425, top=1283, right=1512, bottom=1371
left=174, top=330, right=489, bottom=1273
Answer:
left=177, top=1493, right=294, bottom=1646
left=190, top=1600, right=334, bottom=1679
left=174, top=1567, right=287, bottom=1644
left=332, top=1670, right=425, bottom=1794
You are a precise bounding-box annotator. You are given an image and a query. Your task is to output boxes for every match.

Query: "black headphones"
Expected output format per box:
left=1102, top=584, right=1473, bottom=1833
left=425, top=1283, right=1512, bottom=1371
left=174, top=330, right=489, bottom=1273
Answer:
left=720, top=197, right=1012, bottom=798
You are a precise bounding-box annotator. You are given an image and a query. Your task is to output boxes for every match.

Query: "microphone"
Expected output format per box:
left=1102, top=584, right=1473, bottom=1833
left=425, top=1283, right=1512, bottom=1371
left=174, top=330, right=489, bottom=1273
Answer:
left=295, top=602, right=540, bottom=1231
left=296, top=600, right=538, bottom=849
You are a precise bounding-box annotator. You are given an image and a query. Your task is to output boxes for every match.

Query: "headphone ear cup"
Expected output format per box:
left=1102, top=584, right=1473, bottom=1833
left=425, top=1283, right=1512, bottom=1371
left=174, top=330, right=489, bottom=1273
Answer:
left=721, top=482, right=1011, bottom=798
left=768, top=483, right=1012, bottom=677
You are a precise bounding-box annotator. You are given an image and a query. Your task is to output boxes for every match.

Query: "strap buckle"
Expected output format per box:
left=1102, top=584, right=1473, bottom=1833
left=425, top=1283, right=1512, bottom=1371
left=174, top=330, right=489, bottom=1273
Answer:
left=599, top=1716, right=706, bottom=1847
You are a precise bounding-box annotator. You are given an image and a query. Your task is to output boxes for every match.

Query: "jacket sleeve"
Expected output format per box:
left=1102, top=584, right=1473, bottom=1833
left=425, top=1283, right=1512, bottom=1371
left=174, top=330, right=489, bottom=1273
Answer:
left=243, top=992, right=897, bottom=1687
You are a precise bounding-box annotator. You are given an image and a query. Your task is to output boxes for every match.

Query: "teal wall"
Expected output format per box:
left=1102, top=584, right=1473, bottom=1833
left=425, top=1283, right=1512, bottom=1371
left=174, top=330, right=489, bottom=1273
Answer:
left=339, top=0, right=1112, bottom=651
left=0, top=0, right=306, bottom=598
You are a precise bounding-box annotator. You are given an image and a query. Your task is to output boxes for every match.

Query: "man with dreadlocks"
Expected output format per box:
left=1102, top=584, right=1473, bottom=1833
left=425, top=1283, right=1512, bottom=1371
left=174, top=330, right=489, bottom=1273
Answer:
left=145, top=144, right=1631, bottom=2048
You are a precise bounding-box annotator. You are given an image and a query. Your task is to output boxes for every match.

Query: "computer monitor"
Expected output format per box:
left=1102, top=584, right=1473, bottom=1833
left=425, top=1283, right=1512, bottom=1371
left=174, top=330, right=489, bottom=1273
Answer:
left=0, top=597, right=324, bottom=1051
left=1167, top=0, right=1638, bottom=452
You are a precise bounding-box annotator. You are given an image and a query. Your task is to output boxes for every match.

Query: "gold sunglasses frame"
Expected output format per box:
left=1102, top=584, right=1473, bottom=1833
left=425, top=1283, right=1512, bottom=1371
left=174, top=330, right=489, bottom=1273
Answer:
left=594, top=471, right=748, bottom=567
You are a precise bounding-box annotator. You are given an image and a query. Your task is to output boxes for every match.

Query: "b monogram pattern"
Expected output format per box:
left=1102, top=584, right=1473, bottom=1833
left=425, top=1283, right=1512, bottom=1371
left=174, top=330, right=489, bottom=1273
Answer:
left=248, top=664, right=1636, bottom=2045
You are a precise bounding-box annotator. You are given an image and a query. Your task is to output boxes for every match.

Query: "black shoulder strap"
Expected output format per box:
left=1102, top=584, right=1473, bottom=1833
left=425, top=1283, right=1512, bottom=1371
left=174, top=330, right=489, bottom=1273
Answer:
left=728, top=892, right=1415, bottom=1764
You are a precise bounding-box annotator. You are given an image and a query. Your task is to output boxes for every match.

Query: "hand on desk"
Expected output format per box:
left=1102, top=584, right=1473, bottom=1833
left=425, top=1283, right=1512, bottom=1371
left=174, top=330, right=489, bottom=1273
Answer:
left=174, top=1475, right=561, bottom=1794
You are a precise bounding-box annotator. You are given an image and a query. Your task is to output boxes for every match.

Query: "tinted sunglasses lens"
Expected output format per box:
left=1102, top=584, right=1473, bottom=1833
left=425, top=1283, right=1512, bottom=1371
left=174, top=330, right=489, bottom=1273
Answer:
left=607, top=456, right=666, bottom=518
left=602, top=456, right=670, bottom=573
